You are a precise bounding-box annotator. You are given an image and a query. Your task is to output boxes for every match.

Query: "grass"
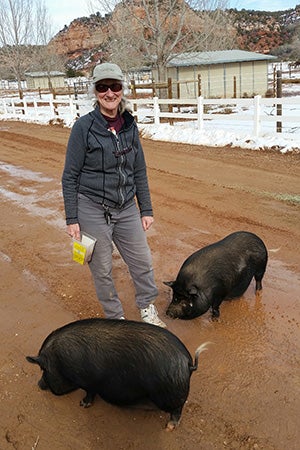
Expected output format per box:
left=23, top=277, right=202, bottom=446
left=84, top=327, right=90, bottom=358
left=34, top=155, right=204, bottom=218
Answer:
left=273, top=193, right=300, bottom=204
left=225, top=184, right=300, bottom=205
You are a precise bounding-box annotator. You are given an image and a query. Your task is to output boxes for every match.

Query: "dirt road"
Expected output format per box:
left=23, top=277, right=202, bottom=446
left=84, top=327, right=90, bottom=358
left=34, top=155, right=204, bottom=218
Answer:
left=0, top=120, right=299, bottom=450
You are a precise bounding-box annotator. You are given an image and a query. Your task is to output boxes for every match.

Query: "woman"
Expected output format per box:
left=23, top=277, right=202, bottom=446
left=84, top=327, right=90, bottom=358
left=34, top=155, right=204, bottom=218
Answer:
left=62, top=62, right=166, bottom=327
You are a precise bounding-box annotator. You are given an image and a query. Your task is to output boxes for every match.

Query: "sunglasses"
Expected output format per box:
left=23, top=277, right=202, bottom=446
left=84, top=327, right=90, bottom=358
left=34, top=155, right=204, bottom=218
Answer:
left=95, top=83, right=123, bottom=93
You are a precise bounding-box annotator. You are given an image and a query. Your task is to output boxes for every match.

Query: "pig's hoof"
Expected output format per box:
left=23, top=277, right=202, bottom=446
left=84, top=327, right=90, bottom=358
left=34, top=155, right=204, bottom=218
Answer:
left=166, top=421, right=176, bottom=431
left=255, top=289, right=262, bottom=298
left=211, top=308, right=220, bottom=320
left=80, top=392, right=95, bottom=408
left=80, top=399, right=92, bottom=408
left=80, top=392, right=96, bottom=408
left=38, top=378, right=48, bottom=390
left=166, top=418, right=180, bottom=431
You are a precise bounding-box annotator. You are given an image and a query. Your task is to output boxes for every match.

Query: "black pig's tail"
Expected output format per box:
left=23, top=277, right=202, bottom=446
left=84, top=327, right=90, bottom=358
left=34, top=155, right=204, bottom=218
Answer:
left=190, top=342, right=212, bottom=372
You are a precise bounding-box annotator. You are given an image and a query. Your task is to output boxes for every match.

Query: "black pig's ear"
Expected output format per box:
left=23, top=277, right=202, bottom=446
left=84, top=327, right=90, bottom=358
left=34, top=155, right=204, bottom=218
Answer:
left=163, top=281, right=174, bottom=287
left=26, top=356, right=41, bottom=366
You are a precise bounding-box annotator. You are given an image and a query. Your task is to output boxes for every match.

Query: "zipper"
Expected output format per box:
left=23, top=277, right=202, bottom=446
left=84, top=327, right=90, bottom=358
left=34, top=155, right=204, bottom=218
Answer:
left=109, top=128, right=126, bottom=207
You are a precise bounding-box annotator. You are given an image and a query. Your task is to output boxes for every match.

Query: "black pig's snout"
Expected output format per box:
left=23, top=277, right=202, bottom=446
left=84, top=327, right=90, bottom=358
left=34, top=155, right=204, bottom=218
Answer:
left=166, top=300, right=192, bottom=319
left=38, top=377, right=49, bottom=390
left=166, top=307, right=179, bottom=318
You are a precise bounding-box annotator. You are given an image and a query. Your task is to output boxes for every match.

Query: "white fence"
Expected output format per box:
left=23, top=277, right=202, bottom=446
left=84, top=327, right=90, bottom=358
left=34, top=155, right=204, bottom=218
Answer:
left=0, top=97, right=81, bottom=121
left=1, top=95, right=300, bottom=136
left=131, top=96, right=300, bottom=136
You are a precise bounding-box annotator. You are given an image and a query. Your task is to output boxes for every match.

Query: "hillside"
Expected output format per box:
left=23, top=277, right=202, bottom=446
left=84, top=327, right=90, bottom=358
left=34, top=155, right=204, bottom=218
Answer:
left=49, top=5, right=300, bottom=74
left=231, top=7, right=300, bottom=54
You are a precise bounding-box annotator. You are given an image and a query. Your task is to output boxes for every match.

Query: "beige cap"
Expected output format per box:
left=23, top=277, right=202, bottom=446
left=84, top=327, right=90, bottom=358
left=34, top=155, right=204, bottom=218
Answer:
left=92, top=63, right=124, bottom=83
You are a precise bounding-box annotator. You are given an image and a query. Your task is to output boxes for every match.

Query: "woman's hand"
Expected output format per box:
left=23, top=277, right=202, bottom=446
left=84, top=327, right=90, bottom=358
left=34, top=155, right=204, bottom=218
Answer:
left=141, top=216, right=154, bottom=231
left=67, top=223, right=81, bottom=241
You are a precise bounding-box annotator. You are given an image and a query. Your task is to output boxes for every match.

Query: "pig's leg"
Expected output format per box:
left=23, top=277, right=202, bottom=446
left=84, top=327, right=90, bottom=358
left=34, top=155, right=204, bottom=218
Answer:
left=254, top=272, right=264, bottom=292
left=80, top=391, right=96, bottom=408
left=254, top=264, right=266, bottom=292
left=211, top=298, right=222, bottom=319
left=166, top=406, right=183, bottom=431
left=211, top=307, right=220, bottom=319
left=255, top=279, right=262, bottom=291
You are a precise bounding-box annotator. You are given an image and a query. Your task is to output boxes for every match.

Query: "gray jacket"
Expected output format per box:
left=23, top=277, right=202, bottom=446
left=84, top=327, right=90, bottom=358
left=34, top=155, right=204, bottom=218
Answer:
left=62, top=106, right=153, bottom=225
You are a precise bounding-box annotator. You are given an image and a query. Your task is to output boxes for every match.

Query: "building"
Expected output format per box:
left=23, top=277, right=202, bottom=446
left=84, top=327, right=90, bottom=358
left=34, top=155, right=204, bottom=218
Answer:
left=153, top=50, right=277, bottom=98
left=25, top=71, right=66, bottom=90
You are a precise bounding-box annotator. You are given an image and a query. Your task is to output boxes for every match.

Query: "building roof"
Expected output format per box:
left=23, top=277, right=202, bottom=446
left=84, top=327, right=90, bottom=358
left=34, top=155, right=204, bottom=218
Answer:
left=25, top=71, right=65, bottom=78
left=167, top=50, right=277, bottom=67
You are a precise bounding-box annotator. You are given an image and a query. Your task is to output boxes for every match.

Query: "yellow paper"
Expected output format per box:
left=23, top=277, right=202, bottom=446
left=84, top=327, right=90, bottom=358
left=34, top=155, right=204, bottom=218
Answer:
left=73, top=241, right=87, bottom=265
left=72, top=233, right=97, bottom=265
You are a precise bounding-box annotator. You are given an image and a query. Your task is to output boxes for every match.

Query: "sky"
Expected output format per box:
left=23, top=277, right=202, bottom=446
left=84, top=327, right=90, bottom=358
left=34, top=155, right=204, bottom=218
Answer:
left=47, top=0, right=91, bottom=35
left=46, top=1, right=299, bottom=36
left=229, top=0, right=299, bottom=13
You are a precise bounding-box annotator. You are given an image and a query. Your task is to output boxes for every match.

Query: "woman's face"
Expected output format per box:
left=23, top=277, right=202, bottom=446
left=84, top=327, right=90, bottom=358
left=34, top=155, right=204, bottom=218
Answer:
left=95, top=78, right=123, bottom=117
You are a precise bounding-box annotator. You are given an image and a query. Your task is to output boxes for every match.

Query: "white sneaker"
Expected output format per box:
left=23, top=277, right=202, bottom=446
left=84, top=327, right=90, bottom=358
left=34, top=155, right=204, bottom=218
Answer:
left=140, top=304, right=166, bottom=328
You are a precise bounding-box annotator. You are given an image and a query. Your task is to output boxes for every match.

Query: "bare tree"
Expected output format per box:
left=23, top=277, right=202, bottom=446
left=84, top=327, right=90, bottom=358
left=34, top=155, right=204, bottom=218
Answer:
left=33, top=2, right=66, bottom=88
left=290, top=23, right=300, bottom=61
left=0, top=0, right=61, bottom=96
left=0, top=0, right=33, bottom=93
left=88, top=0, right=236, bottom=80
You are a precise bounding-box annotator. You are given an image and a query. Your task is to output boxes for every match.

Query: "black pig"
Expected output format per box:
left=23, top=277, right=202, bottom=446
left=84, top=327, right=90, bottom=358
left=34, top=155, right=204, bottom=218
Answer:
left=164, top=231, right=268, bottom=320
left=26, top=318, right=209, bottom=430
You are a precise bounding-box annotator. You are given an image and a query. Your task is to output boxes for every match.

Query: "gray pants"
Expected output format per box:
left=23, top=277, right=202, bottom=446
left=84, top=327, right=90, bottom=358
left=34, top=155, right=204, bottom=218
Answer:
left=78, top=194, right=158, bottom=319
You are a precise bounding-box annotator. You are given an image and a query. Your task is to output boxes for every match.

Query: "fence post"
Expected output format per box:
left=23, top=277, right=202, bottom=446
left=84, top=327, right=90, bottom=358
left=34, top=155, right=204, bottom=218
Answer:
left=49, top=98, right=55, bottom=117
left=2, top=98, right=7, bottom=114
left=273, top=68, right=276, bottom=97
left=33, top=99, right=38, bottom=117
left=23, top=98, right=28, bottom=116
left=253, top=95, right=261, bottom=137
left=233, top=76, right=237, bottom=98
left=131, top=79, right=137, bottom=99
left=153, top=97, right=160, bottom=125
left=69, top=97, right=74, bottom=116
left=131, top=99, right=138, bottom=120
left=197, top=96, right=204, bottom=130
left=197, top=74, right=201, bottom=97
left=12, top=98, right=16, bottom=115
left=167, top=78, right=172, bottom=99
left=276, top=70, right=282, bottom=133
left=74, top=99, right=80, bottom=118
